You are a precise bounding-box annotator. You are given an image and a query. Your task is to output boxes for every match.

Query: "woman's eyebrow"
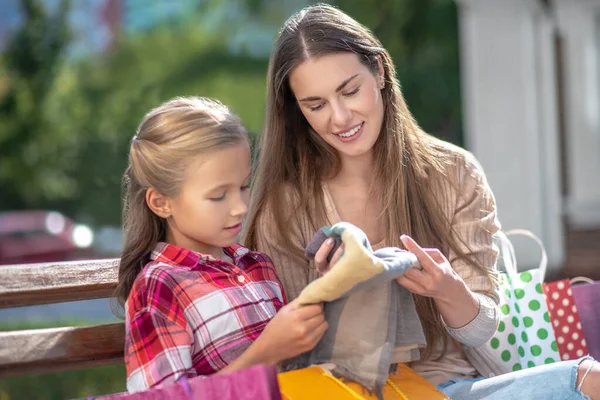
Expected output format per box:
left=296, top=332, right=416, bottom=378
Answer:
left=298, top=73, right=360, bottom=102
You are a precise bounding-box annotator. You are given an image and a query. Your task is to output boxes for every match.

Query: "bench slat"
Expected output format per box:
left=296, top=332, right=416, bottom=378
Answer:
left=0, top=323, right=125, bottom=378
left=0, top=259, right=119, bottom=308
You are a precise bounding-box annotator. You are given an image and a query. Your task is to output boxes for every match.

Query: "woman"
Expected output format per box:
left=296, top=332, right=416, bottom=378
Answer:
left=243, top=4, right=599, bottom=399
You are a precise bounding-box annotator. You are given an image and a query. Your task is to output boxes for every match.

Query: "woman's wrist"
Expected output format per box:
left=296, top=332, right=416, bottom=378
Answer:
left=434, top=279, right=480, bottom=328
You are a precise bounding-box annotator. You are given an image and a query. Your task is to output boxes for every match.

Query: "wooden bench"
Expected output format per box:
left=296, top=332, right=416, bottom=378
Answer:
left=0, top=259, right=124, bottom=378
left=0, top=259, right=450, bottom=399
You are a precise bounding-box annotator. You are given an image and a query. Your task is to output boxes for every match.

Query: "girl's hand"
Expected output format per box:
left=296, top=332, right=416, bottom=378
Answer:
left=256, top=299, right=328, bottom=364
left=396, top=234, right=465, bottom=304
left=313, top=239, right=344, bottom=275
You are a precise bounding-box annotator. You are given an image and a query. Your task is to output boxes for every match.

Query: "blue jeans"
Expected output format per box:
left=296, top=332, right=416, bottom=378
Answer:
left=436, top=356, right=594, bottom=400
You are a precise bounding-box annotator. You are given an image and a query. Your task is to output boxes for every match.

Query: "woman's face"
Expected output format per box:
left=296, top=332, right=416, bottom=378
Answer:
left=289, top=52, right=385, bottom=160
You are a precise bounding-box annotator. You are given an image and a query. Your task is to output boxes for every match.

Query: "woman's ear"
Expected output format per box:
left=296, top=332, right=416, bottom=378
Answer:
left=146, top=188, right=171, bottom=218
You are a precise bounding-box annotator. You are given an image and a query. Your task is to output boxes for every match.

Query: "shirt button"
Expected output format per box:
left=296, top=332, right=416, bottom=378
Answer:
left=238, top=275, right=245, bottom=283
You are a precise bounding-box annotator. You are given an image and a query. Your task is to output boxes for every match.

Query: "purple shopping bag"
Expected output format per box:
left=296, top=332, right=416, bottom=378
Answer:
left=91, top=364, right=281, bottom=400
left=571, top=277, right=600, bottom=361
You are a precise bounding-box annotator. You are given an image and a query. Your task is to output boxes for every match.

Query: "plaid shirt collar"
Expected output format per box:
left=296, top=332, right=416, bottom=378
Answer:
left=150, top=242, right=251, bottom=269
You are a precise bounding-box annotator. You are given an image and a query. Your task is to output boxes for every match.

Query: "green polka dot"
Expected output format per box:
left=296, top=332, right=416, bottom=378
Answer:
left=536, top=283, right=543, bottom=294
left=512, top=316, right=520, bottom=328
left=529, top=300, right=541, bottom=311
left=515, top=303, right=521, bottom=314
left=524, top=317, right=534, bottom=328
left=531, top=345, right=542, bottom=356
left=498, top=321, right=506, bottom=332
left=521, top=332, right=529, bottom=343
left=544, top=312, right=550, bottom=323
left=520, top=272, right=532, bottom=283
left=508, top=333, right=516, bottom=345
left=515, top=288, right=525, bottom=299
left=551, top=341, right=558, bottom=352
left=528, top=361, right=536, bottom=368
left=491, top=337, right=500, bottom=349
left=501, top=304, right=510, bottom=315
left=518, top=346, right=525, bottom=357
left=545, top=358, right=555, bottom=365
left=512, top=363, right=522, bottom=371
left=506, top=275, right=512, bottom=284
left=506, top=288, right=511, bottom=298
left=501, top=350, right=511, bottom=362
left=537, top=329, right=548, bottom=340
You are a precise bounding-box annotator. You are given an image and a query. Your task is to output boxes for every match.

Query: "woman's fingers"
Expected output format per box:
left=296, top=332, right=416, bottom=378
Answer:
left=401, top=235, right=440, bottom=273
left=396, top=275, right=427, bottom=294
left=314, top=238, right=335, bottom=273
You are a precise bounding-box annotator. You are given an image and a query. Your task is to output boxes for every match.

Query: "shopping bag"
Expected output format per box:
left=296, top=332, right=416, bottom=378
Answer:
left=278, top=364, right=449, bottom=399
left=570, top=277, right=600, bottom=360
left=543, top=278, right=589, bottom=360
left=484, top=229, right=560, bottom=373
left=89, top=364, right=281, bottom=400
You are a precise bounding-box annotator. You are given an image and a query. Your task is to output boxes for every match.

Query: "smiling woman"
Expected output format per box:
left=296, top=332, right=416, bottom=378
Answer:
left=290, top=53, right=384, bottom=158
left=242, top=3, right=600, bottom=399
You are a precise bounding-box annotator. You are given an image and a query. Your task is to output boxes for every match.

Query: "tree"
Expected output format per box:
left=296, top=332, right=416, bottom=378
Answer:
left=0, top=0, right=73, bottom=209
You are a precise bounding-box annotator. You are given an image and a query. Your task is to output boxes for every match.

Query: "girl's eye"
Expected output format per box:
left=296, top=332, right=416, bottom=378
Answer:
left=309, top=104, right=324, bottom=112
left=343, top=87, right=360, bottom=97
left=241, top=184, right=250, bottom=191
left=209, top=193, right=226, bottom=201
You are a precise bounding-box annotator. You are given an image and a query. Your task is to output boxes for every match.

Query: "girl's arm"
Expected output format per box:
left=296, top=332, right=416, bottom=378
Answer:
left=217, top=299, right=328, bottom=375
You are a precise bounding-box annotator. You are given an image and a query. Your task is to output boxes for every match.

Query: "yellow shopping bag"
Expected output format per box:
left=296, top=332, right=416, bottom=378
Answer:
left=278, top=364, right=449, bottom=400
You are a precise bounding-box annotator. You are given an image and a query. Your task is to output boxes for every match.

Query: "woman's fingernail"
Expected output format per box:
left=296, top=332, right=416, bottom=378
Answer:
left=326, top=238, right=335, bottom=245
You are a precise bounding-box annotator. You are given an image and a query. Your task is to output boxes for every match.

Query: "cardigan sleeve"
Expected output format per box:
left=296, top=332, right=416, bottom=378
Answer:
left=443, top=151, right=502, bottom=347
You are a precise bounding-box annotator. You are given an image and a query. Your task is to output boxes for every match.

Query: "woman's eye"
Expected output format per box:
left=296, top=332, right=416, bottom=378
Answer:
left=343, top=87, right=360, bottom=97
left=309, top=104, right=324, bottom=112
left=241, top=184, right=250, bottom=191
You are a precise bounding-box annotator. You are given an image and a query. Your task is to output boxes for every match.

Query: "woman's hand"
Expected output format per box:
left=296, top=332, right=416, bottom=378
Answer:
left=313, top=238, right=344, bottom=275
left=254, top=298, right=328, bottom=364
left=397, top=234, right=480, bottom=328
left=396, top=235, right=465, bottom=304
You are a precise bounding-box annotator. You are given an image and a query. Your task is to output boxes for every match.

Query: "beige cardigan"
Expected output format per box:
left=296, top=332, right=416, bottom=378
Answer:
left=254, top=141, right=502, bottom=385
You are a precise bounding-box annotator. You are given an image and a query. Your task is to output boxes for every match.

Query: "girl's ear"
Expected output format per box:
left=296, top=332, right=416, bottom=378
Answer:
left=146, top=188, right=171, bottom=218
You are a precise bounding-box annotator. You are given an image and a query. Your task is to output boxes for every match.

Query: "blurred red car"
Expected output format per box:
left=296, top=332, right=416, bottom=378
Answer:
left=0, top=210, right=96, bottom=265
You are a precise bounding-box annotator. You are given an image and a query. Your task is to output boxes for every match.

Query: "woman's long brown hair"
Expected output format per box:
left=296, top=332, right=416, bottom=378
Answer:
left=243, top=4, right=494, bottom=359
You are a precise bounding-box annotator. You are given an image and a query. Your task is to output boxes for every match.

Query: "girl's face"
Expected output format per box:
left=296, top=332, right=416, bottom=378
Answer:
left=289, top=52, right=385, bottom=160
left=163, top=142, right=251, bottom=258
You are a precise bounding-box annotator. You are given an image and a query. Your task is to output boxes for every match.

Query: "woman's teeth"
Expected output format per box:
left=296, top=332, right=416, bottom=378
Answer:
left=338, top=123, right=362, bottom=138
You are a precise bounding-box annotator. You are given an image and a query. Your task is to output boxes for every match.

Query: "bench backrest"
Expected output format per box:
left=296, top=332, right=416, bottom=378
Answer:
left=0, top=259, right=124, bottom=378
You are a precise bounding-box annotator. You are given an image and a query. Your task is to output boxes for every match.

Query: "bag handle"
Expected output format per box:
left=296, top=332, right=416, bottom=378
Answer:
left=496, top=229, right=548, bottom=282
left=570, top=276, right=594, bottom=285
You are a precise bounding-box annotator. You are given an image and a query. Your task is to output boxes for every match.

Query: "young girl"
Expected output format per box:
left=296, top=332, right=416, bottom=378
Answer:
left=115, top=97, right=327, bottom=393
left=242, top=4, right=599, bottom=399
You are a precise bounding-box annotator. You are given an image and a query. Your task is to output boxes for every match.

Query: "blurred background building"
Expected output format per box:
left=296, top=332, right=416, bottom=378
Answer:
left=455, top=0, right=600, bottom=280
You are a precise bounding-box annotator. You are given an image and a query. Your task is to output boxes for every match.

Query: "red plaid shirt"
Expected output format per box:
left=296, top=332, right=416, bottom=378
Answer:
left=124, top=242, right=285, bottom=392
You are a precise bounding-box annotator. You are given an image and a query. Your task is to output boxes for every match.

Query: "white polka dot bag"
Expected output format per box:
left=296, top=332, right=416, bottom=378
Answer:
left=542, top=277, right=590, bottom=361
left=481, top=229, right=561, bottom=374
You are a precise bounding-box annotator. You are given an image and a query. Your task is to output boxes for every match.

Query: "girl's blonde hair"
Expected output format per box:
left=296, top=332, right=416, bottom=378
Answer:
left=243, top=4, right=493, bottom=360
left=115, top=96, right=249, bottom=307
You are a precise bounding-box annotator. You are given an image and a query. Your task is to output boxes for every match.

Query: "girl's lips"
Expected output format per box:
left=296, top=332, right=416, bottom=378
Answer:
left=224, top=223, right=242, bottom=234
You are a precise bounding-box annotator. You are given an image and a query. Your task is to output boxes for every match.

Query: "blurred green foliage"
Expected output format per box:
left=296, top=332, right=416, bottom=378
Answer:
left=0, top=0, right=461, bottom=228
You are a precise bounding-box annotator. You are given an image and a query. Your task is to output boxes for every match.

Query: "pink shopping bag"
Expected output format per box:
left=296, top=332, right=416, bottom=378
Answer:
left=89, top=364, right=281, bottom=400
